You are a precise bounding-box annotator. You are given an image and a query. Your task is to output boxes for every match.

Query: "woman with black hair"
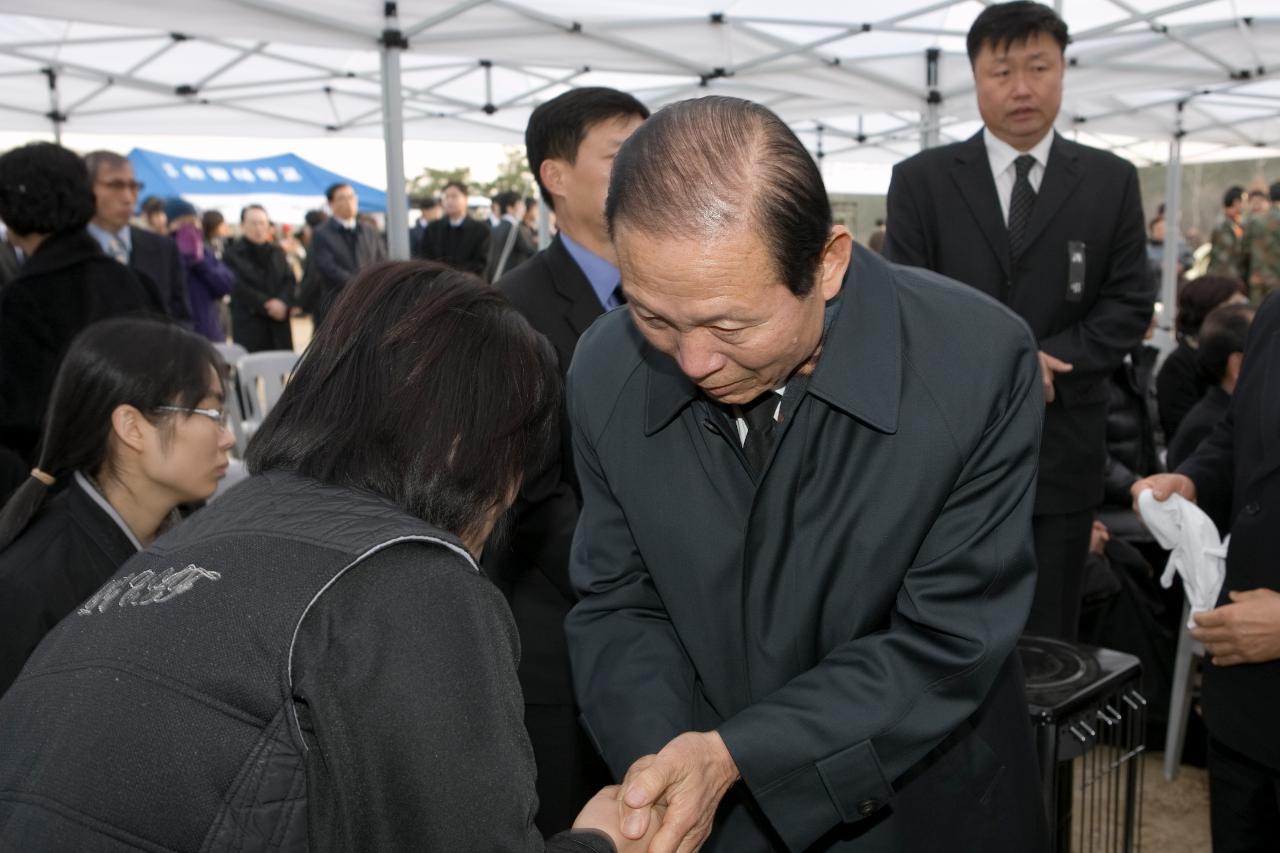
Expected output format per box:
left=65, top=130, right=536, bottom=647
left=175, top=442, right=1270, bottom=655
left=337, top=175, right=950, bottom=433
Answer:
left=1155, top=274, right=1248, bottom=441
left=0, top=261, right=654, bottom=852
left=0, top=317, right=234, bottom=695
left=0, top=142, right=166, bottom=463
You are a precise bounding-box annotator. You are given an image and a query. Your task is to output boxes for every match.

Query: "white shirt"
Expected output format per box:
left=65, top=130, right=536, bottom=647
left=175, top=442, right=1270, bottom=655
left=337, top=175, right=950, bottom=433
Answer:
left=734, top=387, right=785, bottom=445
left=984, top=128, right=1054, bottom=226
left=335, top=217, right=357, bottom=230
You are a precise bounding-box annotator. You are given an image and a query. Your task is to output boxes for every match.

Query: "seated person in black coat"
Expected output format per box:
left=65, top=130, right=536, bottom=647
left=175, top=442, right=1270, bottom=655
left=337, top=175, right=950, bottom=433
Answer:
left=0, top=264, right=655, bottom=853
left=1156, top=274, right=1247, bottom=442
left=0, top=142, right=166, bottom=463
left=0, top=318, right=234, bottom=695
left=224, top=204, right=295, bottom=352
left=1167, top=301, right=1256, bottom=472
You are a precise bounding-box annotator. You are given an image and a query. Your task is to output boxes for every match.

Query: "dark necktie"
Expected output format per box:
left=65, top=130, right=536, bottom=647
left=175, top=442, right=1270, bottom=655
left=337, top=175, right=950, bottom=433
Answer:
left=611, top=284, right=626, bottom=307
left=739, top=391, right=780, bottom=477
left=1007, top=154, right=1036, bottom=259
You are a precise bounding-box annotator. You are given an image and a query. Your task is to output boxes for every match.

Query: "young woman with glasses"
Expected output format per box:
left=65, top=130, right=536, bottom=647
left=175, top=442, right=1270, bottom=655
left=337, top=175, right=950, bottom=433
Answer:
left=0, top=317, right=234, bottom=695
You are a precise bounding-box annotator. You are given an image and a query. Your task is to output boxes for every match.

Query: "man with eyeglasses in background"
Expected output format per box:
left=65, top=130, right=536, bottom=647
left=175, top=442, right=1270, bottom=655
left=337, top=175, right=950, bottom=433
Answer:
left=84, top=150, right=192, bottom=327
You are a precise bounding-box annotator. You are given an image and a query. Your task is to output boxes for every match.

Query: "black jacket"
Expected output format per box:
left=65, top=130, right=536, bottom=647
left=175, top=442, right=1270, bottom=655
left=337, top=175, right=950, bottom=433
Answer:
left=485, top=219, right=537, bottom=282
left=0, top=472, right=611, bottom=853
left=565, top=246, right=1047, bottom=851
left=1167, top=384, right=1230, bottom=472
left=418, top=216, right=490, bottom=276
left=1103, top=344, right=1161, bottom=507
left=1178, top=293, right=1280, bottom=771
left=130, top=226, right=193, bottom=326
left=0, top=473, right=138, bottom=695
left=223, top=238, right=295, bottom=353
left=885, top=131, right=1153, bottom=515
left=1155, top=340, right=1210, bottom=443
left=0, top=229, right=165, bottom=461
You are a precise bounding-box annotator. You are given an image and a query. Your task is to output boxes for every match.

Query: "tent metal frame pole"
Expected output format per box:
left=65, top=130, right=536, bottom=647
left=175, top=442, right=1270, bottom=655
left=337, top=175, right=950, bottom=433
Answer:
left=42, top=66, right=63, bottom=144
left=381, top=3, right=410, bottom=260
left=1160, top=103, right=1185, bottom=336
left=921, top=47, right=942, bottom=149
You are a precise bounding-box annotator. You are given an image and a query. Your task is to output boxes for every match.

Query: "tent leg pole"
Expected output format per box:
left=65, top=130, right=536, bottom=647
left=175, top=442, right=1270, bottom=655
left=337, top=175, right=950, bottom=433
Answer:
left=380, top=9, right=410, bottom=260
left=1160, top=119, right=1184, bottom=339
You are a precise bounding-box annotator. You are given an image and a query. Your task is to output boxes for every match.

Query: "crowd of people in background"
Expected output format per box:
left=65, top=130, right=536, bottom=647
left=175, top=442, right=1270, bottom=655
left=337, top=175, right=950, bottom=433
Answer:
left=0, top=3, right=1277, bottom=845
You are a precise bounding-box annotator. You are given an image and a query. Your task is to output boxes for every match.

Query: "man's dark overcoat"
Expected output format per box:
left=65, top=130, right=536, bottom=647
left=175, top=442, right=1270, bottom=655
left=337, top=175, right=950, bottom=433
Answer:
left=565, top=245, right=1048, bottom=852
left=1177, top=292, right=1280, bottom=773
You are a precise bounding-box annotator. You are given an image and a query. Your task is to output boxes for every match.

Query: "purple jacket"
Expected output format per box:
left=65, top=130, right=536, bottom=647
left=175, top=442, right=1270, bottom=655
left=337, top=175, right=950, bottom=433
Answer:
left=183, top=242, right=235, bottom=342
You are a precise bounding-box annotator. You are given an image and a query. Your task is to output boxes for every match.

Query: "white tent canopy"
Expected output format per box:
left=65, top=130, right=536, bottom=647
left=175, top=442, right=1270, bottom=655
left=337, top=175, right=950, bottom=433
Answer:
left=1, top=0, right=1278, bottom=271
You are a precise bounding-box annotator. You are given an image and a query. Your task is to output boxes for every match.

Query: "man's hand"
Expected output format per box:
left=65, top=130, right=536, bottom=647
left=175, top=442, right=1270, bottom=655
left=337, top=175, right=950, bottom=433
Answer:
left=1130, top=473, right=1196, bottom=510
left=619, top=731, right=740, bottom=853
left=573, top=785, right=662, bottom=852
left=1037, top=351, right=1073, bottom=404
left=1191, top=589, right=1280, bottom=666
left=265, top=298, right=288, bottom=321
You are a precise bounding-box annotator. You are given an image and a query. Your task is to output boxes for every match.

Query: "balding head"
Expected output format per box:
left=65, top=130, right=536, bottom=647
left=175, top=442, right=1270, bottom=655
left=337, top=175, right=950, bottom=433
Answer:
left=606, top=96, right=831, bottom=297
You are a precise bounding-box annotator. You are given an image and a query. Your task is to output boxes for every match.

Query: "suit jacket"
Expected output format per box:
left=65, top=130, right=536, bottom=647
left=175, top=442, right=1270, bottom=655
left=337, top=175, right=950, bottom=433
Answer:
left=0, top=473, right=138, bottom=696
left=130, top=226, right=193, bottom=327
left=0, top=229, right=165, bottom=461
left=485, top=235, right=605, bottom=705
left=564, top=246, right=1047, bottom=851
left=418, top=216, right=490, bottom=276
left=308, top=219, right=386, bottom=315
left=885, top=131, right=1153, bottom=515
left=1178, top=293, right=1280, bottom=771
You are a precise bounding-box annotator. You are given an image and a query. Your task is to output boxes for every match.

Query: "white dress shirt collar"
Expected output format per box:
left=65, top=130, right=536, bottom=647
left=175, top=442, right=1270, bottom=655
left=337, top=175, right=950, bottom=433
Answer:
left=983, top=128, right=1055, bottom=225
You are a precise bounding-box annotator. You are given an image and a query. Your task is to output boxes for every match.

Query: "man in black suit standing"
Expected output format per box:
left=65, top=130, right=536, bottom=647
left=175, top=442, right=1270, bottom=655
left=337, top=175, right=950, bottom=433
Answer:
left=885, top=1, right=1152, bottom=641
left=1135, top=292, right=1280, bottom=851
left=417, top=181, right=489, bottom=276
left=308, top=182, right=386, bottom=330
left=84, top=150, right=192, bottom=327
left=408, top=195, right=440, bottom=259
left=484, top=86, right=649, bottom=836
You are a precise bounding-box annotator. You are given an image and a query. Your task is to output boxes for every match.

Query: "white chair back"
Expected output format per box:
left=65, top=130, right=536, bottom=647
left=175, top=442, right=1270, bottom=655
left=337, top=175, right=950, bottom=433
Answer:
left=236, top=350, right=300, bottom=443
left=213, top=342, right=251, bottom=456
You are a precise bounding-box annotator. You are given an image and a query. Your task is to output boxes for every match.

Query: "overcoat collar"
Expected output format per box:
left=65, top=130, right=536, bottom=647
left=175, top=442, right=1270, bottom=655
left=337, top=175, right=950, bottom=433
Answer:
left=644, top=243, right=902, bottom=436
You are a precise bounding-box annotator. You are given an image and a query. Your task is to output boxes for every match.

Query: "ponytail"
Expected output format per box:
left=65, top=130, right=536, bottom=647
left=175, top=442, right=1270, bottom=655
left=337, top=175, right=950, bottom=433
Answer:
left=0, top=470, right=55, bottom=550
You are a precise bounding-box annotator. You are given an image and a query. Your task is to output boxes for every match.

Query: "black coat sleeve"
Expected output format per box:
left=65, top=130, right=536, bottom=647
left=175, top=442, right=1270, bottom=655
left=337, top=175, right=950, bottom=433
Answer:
left=292, top=543, right=612, bottom=853
left=882, top=161, right=933, bottom=269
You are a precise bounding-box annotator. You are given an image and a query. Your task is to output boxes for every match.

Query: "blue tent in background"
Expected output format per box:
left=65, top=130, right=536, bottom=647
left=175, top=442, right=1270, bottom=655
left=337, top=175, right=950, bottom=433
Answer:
left=127, top=148, right=387, bottom=213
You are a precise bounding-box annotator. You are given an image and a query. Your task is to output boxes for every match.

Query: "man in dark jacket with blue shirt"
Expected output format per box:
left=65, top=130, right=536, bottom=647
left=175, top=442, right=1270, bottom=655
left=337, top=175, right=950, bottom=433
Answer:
left=564, top=96, right=1047, bottom=852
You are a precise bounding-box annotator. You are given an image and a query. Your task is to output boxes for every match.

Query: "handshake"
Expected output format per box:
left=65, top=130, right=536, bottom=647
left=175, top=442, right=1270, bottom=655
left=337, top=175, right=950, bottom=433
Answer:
left=571, top=731, right=740, bottom=853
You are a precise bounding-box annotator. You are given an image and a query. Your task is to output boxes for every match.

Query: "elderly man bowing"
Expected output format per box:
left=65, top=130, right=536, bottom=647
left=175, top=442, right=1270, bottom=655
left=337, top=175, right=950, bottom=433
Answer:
left=564, top=96, right=1048, bottom=853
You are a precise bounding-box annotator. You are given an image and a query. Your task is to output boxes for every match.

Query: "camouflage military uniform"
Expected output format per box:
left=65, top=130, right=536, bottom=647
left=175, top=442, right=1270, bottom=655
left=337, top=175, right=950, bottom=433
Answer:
left=1207, top=214, right=1247, bottom=281
left=1245, top=208, right=1280, bottom=303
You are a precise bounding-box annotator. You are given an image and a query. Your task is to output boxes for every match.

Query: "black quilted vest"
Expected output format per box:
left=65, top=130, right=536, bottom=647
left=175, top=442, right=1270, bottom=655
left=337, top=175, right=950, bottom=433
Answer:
left=0, top=471, right=473, bottom=852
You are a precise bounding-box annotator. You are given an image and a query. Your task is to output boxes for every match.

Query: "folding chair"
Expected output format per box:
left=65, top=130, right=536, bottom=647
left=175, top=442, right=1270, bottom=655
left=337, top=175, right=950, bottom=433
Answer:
left=235, top=350, right=300, bottom=445
left=213, top=342, right=250, bottom=455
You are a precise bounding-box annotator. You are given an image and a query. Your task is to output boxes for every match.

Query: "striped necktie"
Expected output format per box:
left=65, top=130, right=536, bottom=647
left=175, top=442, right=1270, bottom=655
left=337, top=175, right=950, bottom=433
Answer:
left=1007, top=154, right=1037, bottom=259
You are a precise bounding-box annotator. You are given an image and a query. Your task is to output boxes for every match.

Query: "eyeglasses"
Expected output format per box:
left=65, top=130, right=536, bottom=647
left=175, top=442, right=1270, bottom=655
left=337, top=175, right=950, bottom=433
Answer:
left=97, top=179, right=144, bottom=193
left=153, top=405, right=230, bottom=428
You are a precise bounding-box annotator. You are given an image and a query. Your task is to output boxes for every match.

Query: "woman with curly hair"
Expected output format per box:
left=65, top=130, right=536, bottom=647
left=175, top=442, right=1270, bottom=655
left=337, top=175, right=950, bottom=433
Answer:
left=0, top=142, right=166, bottom=463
